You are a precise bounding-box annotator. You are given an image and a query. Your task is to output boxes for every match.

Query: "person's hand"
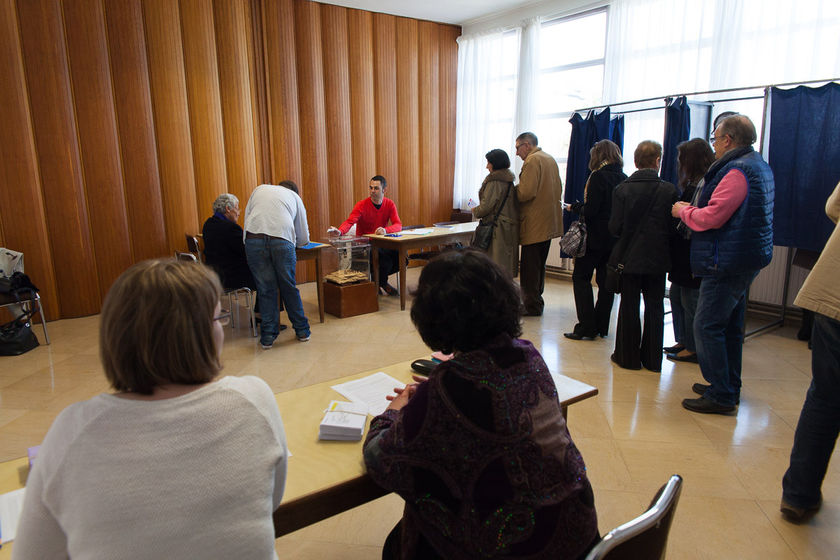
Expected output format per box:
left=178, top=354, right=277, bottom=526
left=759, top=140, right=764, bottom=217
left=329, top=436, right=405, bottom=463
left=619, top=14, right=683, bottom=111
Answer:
left=385, top=383, right=418, bottom=411
left=671, top=201, right=689, bottom=218
left=327, top=226, right=340, bottom=236
left=375, top=227, right=386, bottom=235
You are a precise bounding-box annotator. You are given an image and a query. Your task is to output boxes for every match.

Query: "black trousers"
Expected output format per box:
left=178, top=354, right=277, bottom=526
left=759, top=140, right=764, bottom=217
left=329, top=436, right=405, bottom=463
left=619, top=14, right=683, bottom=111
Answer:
left=614, top=273, right=666, bottom=372
left=375, top=248, right=400, bottom=288
left=571, top=248, right=614, bottom=336
left=520, top=240, right=551, bottom=315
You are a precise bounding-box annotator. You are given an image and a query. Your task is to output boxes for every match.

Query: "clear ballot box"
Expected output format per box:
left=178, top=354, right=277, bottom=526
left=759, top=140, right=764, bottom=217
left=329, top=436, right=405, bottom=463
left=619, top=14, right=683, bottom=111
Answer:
left=323, top=236, right=371, bottom=281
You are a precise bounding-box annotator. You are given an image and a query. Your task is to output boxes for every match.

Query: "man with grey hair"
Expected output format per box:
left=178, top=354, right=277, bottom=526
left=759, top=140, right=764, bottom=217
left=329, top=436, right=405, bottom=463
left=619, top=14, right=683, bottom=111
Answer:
left=514, top=132, right=564, bottom=316
left=203, top=194, right=261, bottom=300
left=673, top=115, right=774, bottom=415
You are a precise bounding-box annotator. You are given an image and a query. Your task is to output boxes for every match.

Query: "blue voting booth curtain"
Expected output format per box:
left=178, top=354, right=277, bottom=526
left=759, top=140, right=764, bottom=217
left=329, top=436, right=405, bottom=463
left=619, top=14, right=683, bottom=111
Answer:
left=661, top=96, right=690, bottom=188
left=768, top=83, right=840, bottom=252
left=563, top=108, right=624, bottom=234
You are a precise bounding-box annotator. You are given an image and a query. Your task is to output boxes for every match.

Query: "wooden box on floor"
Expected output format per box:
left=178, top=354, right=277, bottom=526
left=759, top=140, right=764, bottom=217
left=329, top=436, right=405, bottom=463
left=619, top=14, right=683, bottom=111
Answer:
left=323, top=281, right=379, bottom=318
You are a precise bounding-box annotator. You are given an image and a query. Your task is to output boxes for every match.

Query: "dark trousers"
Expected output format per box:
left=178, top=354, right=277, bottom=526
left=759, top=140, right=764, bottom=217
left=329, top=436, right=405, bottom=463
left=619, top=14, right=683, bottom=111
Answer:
left=375, top=248, right=400, bottom=288
left=520, top=240, right=551, bottom=315
left=614, top=273, right=666, bottom=371
left=572, top=248, right=614, bottom=336
left=782, top=313, right=840, bottom=509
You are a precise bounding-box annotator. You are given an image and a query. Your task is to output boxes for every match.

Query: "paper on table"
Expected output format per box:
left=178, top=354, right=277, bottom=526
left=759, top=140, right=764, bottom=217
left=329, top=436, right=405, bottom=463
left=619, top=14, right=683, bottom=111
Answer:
left=331, top=372, right=406, bottom=416
left=0, top=487, right=26, bottom=543
left=400, top=228, right=434, bottom=235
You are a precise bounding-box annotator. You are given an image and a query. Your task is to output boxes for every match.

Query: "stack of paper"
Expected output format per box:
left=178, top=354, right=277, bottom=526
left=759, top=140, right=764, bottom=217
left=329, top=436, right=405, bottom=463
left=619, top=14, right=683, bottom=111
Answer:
left=318, top=400, right=369, bottom=441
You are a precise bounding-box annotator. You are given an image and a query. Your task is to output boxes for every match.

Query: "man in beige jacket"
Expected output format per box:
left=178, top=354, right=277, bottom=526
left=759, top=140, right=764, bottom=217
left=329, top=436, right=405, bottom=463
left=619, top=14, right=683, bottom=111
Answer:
left=515, top=132, right=564, bottom=316
left=780, top=180, right=840, bottom=523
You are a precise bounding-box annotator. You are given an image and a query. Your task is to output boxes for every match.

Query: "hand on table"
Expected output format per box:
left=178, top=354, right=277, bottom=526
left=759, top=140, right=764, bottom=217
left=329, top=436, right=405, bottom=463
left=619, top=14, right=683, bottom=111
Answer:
left=374, top=227, right=386, bottom=235
left=385, top=375, right=428, bottom=411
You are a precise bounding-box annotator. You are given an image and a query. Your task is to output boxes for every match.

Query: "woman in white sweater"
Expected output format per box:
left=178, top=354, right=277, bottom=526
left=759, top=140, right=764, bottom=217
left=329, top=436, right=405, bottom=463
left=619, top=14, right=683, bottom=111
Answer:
left=13, top=259, right=288, bottom=559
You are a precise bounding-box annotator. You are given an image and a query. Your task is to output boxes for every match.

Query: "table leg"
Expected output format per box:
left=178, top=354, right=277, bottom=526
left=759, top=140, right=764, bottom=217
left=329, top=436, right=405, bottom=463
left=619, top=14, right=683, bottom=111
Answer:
left=371, top=247, right=380, bottom=290
left=399, top=248, right=407, bottom=310
left=315, top=249, right=324, bottom=323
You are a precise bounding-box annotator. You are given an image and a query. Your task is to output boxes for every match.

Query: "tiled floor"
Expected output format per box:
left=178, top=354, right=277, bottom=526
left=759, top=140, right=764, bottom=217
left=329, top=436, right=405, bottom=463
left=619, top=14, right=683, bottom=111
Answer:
left=1, top=271, right=837, bottom=559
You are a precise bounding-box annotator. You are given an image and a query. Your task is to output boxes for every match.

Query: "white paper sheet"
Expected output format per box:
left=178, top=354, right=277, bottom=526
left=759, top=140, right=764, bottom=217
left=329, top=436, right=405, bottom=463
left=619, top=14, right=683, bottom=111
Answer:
left=331, top=372, right=406, bottom=416
left=0, top=487, right=26, bottom=544
left=400, top=228, right=434, bottom=235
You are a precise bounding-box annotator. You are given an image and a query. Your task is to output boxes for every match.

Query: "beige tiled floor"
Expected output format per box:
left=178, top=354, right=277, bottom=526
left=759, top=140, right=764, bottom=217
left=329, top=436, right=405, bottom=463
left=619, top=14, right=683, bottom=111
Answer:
left=2, top=272, right=838, bottom=559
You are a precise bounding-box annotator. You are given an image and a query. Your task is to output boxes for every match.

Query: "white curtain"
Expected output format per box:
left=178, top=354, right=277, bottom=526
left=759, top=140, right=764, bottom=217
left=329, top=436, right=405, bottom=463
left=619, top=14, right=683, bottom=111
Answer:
left=512, top=18, right=541, bottom=177
left=454, top=28, right=519, bottom=209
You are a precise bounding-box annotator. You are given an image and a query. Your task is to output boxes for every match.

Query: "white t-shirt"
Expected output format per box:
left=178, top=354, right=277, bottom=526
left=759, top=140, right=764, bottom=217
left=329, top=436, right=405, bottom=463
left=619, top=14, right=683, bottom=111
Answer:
left=13, top=376, right=287, bottom=560
left=243, top=185, right=310, bottom=246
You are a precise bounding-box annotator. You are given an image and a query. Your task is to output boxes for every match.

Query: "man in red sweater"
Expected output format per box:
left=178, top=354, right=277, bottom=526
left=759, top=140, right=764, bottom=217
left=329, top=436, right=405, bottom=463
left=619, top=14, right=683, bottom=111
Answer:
left=328, top=175, right=403, bottom=295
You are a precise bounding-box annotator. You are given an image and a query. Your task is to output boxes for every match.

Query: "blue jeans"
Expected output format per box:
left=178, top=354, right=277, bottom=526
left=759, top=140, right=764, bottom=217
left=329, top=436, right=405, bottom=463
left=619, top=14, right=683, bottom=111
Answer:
left=670, top=285, right=699, bottom=352
left=245, top=237, right=310, bottom=343
left=693, top=271, right=757, bottom=406
left=782, top=313, right=840, bottom=509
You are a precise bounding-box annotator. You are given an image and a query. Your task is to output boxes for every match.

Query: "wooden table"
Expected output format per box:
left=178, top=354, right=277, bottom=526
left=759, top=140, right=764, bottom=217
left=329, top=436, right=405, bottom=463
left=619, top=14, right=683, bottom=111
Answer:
left=367, top=222, right=478, bottom=310
left=296, top=243, right=329, bottom=323
left=0, top=360, right=597, bottom=551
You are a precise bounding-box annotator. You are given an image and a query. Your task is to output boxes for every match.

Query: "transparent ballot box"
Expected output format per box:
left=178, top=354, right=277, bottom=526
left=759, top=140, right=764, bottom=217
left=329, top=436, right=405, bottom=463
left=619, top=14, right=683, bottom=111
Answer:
left=323, top=236, right=371, bottom=281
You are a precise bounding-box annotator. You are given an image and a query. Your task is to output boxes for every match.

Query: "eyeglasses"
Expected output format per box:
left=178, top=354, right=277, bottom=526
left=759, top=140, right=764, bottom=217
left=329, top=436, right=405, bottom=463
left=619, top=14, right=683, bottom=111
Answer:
left=214, top=311, right=231, bottom=326
left=710, top=134, right=729, bottom=145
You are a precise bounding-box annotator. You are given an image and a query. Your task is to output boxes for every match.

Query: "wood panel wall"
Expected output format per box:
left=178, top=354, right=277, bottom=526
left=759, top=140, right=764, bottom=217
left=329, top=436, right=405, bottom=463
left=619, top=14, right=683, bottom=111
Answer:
left=0, top=0, right=459, bottom=319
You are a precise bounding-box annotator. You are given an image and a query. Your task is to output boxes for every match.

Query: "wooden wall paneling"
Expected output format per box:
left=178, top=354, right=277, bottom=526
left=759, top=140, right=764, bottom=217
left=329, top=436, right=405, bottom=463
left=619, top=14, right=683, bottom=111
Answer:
left=246, top=0, right=270, bottom=185
left=180, top=0, right=228, bottom=227
left=0, top=0, right=59, bottom=316
left=347, top=9, right=375, bottom=203
left=63, top=0, right=133, bottom=301
left=371, top=14, right=398, bottom=215
left=103, top=0, right=167, bottom=263
left=395, top=18, right=420, bottom=226
left=213, top=0, right=258, bottom=204
left=262, top=0, right=302, bottom=186
left=418, top=21, right=441, bottom=223
left=320, top=4, right=354, bottom=228
left=143, top=0, right=199, bottom=253
left=16, top=0, right=100, bottom=318
left=439, top=25, right=459, bottom=213
left=293, top=0, right=329, bottom=238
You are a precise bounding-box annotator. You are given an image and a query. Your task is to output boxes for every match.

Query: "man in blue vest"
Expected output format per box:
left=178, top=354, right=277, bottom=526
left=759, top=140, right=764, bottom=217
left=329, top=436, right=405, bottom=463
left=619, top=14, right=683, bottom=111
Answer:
left=672, top=115, right=774, bottom=414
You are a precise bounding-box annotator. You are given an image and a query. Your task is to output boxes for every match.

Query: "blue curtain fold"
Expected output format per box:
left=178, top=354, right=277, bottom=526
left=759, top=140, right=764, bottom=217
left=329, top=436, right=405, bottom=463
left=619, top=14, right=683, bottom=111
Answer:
left=563, top=108, right=625, bottom=233
left=768, top=83, right=840, bottom=251
left=661, top=96, right=690, bottom=188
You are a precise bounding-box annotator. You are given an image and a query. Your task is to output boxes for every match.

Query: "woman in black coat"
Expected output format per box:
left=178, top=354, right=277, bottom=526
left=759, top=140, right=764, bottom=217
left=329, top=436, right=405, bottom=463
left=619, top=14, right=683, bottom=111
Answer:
left=564, top=140, right=627, bottom=340
left=608, top=141, right=679, bottom=372
left=665, top=139, right=715, bottom=363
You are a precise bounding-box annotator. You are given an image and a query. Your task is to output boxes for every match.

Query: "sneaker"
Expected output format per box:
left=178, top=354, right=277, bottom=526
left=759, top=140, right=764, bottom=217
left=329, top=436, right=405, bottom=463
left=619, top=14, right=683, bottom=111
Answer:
left=681, top=396, right=736, bottom=415
left=297, top=334, right=311, bottom=342
left=260, top=341, right=273, bottom=349
left=780, top=498, right=821, bottom=523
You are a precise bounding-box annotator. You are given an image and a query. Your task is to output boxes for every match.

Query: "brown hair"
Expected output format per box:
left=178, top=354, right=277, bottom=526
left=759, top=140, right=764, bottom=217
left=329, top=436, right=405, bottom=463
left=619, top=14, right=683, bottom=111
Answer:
left=589, top=139, right=623, bottom=171
left=100, top=259, right=223, bottom=395
left=677, top=138, right=715, bottom=189
left=634, top=140, right=662, bottom=169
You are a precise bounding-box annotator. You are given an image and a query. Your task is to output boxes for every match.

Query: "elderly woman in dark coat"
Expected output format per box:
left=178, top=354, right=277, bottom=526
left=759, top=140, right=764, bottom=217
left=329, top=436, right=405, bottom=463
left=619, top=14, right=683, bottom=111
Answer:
left=472, top=149, right=519, bottom=277
left=564, top=140, right=628, bottom=340
left=364, top=249, right=599, bottom=560
left=608, top=141, right=679, bottom=372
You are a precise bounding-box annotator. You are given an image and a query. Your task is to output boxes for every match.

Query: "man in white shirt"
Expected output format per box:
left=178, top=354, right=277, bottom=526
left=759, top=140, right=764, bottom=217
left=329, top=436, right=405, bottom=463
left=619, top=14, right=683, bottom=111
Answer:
left=243, top=181, right=312, bottom=348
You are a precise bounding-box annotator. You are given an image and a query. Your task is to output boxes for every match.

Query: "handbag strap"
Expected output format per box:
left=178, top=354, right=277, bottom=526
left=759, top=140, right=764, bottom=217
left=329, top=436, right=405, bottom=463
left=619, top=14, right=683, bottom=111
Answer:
left=489, top=183, right=513, bottom=223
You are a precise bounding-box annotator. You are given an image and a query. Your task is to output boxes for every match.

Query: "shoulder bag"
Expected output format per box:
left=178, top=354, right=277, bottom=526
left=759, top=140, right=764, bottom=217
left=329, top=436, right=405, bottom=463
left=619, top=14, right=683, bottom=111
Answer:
left=472, top=182, right=513, bottom=251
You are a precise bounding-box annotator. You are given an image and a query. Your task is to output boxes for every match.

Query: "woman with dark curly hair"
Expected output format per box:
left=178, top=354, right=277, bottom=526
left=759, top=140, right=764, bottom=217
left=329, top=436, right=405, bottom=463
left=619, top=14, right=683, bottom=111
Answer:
left=363, top=249, right=598, bottom=560
left=472, top=148, right=519, bottom=276
left=565, top=140, right=627, bottom=340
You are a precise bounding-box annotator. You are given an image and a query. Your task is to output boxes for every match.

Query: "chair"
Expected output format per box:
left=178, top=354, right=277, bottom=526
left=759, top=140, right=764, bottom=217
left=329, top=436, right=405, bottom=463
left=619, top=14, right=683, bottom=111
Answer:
left=185, top=234, right=203, bottom=263
left=0, top=289, right=50, bottom=345
left=585, top=474, right=683, bottom=560
left=175, top=251, right=198, bottom=262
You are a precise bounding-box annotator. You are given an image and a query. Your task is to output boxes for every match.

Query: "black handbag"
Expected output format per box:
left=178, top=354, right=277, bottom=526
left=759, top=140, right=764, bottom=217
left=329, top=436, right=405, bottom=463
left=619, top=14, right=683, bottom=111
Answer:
left=472, top=182, right=513, bottom=251
left=559, top=220, right=587, bottom=258
left=0, top=311, right=39, bottom=356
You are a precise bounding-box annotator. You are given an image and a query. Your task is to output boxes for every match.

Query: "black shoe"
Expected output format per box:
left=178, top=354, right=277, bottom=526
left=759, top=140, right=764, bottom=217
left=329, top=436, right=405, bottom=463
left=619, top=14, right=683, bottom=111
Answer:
left=666, top=351, right=698, bottom=363
left=380, top=283, right=398, bottom=296
left=564, top=332, right=596, bottom=341
left=780, top=498, right=821, bottom=523
left=663, top=343, right=685, bottom=354
left=610, top=353, right=641, bottom=370
left=692, top=383, right=739, bottom=404
left=682, top=396, right=736, bottom=415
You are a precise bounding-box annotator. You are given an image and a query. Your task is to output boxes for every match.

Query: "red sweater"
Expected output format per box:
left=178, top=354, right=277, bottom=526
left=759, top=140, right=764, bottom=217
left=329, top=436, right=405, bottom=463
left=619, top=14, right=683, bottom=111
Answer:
left=338, top=198, right=402, bottom=235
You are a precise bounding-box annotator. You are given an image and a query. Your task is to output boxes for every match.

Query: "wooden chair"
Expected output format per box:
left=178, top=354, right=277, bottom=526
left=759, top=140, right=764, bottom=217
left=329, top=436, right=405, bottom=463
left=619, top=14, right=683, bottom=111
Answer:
left=585, top=475, right=683, bottom=560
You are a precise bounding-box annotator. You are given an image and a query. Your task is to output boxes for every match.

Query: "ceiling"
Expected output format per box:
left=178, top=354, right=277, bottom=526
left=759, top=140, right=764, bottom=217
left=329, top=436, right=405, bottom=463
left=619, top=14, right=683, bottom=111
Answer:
left=313, top=0, right=538, bottom=25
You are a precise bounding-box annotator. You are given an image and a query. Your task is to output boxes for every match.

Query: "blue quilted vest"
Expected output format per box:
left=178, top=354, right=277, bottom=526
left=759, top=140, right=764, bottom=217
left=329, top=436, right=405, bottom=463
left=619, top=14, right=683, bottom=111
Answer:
left=690, top=148, right=774, bottom=276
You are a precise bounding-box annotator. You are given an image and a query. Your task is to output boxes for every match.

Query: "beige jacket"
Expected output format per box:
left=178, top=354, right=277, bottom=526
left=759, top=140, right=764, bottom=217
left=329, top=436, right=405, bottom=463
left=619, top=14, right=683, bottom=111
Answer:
left=794, top=181, right=840, bottom=321
left=516, top=148, right=564, bottom=245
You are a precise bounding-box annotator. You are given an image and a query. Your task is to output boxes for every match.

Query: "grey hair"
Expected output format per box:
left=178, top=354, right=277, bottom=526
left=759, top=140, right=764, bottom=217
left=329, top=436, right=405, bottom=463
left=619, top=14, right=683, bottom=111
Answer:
left=212, top=193, right=239, bottom=214
left=516, top=131, right=539, bottom=146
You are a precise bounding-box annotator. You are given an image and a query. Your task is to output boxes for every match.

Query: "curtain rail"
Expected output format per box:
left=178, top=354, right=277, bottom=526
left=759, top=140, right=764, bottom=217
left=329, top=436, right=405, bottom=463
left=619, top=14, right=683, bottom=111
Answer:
left=574, top=77, right=840, bottom=113
left=611, top=94, right=765, bottom=115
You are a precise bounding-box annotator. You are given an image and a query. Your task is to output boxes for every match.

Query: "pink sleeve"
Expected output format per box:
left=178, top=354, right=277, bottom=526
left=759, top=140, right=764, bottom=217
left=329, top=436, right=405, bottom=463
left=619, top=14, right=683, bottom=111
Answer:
left=679, top=169, right=748, bottom=232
